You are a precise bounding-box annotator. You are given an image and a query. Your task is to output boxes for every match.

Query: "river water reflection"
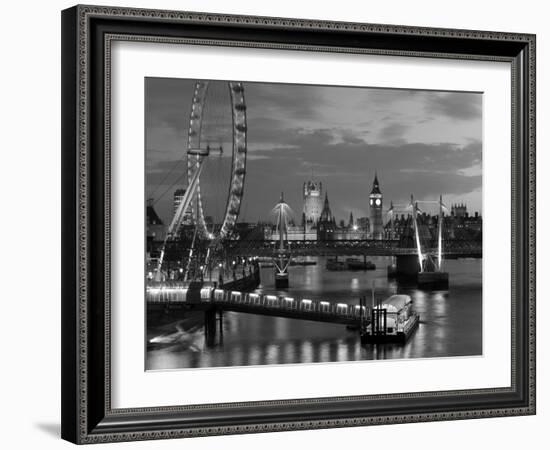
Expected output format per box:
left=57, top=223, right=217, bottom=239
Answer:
left=146, top=256, right=482, bottom=370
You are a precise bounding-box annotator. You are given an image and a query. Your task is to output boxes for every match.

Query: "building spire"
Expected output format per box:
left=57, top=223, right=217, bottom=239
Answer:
left=320, top=192, right=333, bottom=222
left=370, top=171, right=381, bottom=195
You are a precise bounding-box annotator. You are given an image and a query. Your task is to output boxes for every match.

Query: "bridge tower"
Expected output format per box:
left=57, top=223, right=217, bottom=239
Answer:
left=369, top=172, right=384, bottom=240
left=272, top=192, right=292, bottom=288
left=416, top=195, right=449, bottom=288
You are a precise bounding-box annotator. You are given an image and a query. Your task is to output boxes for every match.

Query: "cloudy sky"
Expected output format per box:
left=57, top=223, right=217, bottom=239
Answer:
left=145, top=78, right=482, bottom=225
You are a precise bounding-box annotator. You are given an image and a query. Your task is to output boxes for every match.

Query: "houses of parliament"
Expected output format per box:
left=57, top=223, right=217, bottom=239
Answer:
left=268, top=173, right=385, bottom=241
left=267, top=173, right=482, bottom=243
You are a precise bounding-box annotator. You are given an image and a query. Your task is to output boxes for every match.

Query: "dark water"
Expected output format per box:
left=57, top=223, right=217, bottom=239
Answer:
left=146, top=256, right=482, bottom=370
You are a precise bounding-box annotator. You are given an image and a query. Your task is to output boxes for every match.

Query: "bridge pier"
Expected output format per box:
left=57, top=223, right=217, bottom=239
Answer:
left=275, top=267, right=289, bottom=288
left=273, top=250, right=291, bottom=289
left=417, top=271, right=449, bottom=289
left=391, top=255, right=449, bottom=288
left=394, top=255, right=420, bottom=277
left=204, top=308, right=220, bottom=347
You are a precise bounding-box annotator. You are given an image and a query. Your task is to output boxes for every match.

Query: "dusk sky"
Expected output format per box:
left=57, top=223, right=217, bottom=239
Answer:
left=145, top=78, right=482, bottom=225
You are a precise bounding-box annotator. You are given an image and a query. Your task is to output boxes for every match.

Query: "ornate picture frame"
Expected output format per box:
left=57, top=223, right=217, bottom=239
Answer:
left=61, top=5, right=535, bottom=444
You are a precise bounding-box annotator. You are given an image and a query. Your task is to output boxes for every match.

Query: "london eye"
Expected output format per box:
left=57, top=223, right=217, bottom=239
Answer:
left=187, top=80, right=248, bottom=240
left=154, top=80, right=248, bottom=281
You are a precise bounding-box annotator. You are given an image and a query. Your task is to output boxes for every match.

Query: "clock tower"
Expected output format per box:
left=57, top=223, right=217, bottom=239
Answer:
left=369, top=172, right=383, bottom=239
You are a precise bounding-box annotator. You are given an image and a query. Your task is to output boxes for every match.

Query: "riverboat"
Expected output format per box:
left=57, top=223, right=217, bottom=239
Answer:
left=360, top=294, right=419, bottom=344
left=345, top=257, right=376, bottom=271
left=326, top=258, right=347, bottom=271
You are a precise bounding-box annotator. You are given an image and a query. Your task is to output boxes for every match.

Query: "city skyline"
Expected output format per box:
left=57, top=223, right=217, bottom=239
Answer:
left=146, top=78, right=482, bottom=226
left=158, top=173, right=482, bottom=229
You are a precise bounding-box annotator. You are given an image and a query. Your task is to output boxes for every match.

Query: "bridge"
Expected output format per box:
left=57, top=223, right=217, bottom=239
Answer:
left=223, top=238, right=482, bottom=258
left=147, top=282, right=368, bottom=327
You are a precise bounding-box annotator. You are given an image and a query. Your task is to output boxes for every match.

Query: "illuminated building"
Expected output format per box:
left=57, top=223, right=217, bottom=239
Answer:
left=369, top=172, right=383, bottom=239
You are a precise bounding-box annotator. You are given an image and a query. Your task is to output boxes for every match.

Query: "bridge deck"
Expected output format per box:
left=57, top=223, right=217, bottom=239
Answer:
left=223, top=239, right=482, bottom=257
left=147, top=285, right=367, bottom=326
left=158, top=238, right=482, bottom=260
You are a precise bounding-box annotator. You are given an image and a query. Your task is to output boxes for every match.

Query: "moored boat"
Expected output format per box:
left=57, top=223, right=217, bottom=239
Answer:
left=360, top=294, right=419, bottom=344
left=326, top=258, right=347, bottom=271
left=345, top=257, right=376, bottom=270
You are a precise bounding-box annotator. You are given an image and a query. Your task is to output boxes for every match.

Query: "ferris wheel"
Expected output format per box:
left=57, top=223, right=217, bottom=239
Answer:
left=153, top=80, right=247, bottom=281
left=186, top=80, right=248, bottom=240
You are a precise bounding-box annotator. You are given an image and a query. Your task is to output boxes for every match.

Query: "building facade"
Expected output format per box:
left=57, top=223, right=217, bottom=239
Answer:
left=317, top=193, right=336, bottom=241
left=303, top=180, right=323, bottom=233
left=450, top=203, right=468, bottom=218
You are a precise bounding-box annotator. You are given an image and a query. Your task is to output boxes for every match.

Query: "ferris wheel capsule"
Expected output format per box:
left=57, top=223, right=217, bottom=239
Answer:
left=187, top=147, right=210, bottom=156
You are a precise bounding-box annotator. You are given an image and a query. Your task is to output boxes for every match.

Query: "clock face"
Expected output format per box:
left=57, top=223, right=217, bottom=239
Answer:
left=369, top=199, right=373, bottom=206
left=375, top=199, right=381, bottom=206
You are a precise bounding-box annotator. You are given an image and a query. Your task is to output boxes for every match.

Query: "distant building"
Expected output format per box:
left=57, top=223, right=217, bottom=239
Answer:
left=383, top=206, right=482, bottom=242
left=447, top=206, right=482, bottom=239
left=369, top=172, right=384, bottom=239
left=356, top=217, right=370, bottom=234
left=173, top=188, right=193, bottom=225
left=146, top=198, right=166, bottom=256
left=451, top=203, right=468, bottom=218
left=303, top=180, right=323, bottom=233
left=264, top=174, right=482, bottom=245
left=340, top=211, right=367, bottom=239
left=317, top=193, right=337, bottom=241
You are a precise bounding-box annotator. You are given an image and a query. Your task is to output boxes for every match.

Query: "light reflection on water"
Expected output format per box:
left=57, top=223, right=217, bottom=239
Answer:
left=147, top=256, right=482, bottom=370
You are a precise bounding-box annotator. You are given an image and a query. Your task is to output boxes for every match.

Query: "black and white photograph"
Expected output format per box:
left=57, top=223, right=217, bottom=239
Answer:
left=0, top=0, right=543, bottom=447
left=145, top=78, right=483, bottom=370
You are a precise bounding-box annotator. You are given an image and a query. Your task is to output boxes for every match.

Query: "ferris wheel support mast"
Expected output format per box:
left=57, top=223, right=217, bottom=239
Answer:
left=154, top=157, right=206, bottom=282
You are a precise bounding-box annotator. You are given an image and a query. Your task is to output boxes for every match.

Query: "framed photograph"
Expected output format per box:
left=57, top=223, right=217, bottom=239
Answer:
left=61, top=5, right=536, bottom=444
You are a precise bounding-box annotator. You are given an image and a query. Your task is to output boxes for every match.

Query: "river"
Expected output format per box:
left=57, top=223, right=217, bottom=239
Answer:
left=146, top=256, right=482, bottom=370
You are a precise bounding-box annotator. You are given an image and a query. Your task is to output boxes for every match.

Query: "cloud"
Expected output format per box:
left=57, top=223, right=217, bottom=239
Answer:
left=245, top=82, right=325, bottom=122
left=145, top=77, right=196, bottom=132
left=236, top=130, right=482, bottom=221
left=378, top=123, right=409, bottom=143
left=424, top=92, right=482, bottom=120
left=339, top=129, right=368, bottom=145
left=145, top=78, right=483, bottom=223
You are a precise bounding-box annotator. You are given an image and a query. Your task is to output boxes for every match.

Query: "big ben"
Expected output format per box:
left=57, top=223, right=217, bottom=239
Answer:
left=369, top=172, right=383, bottom=240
